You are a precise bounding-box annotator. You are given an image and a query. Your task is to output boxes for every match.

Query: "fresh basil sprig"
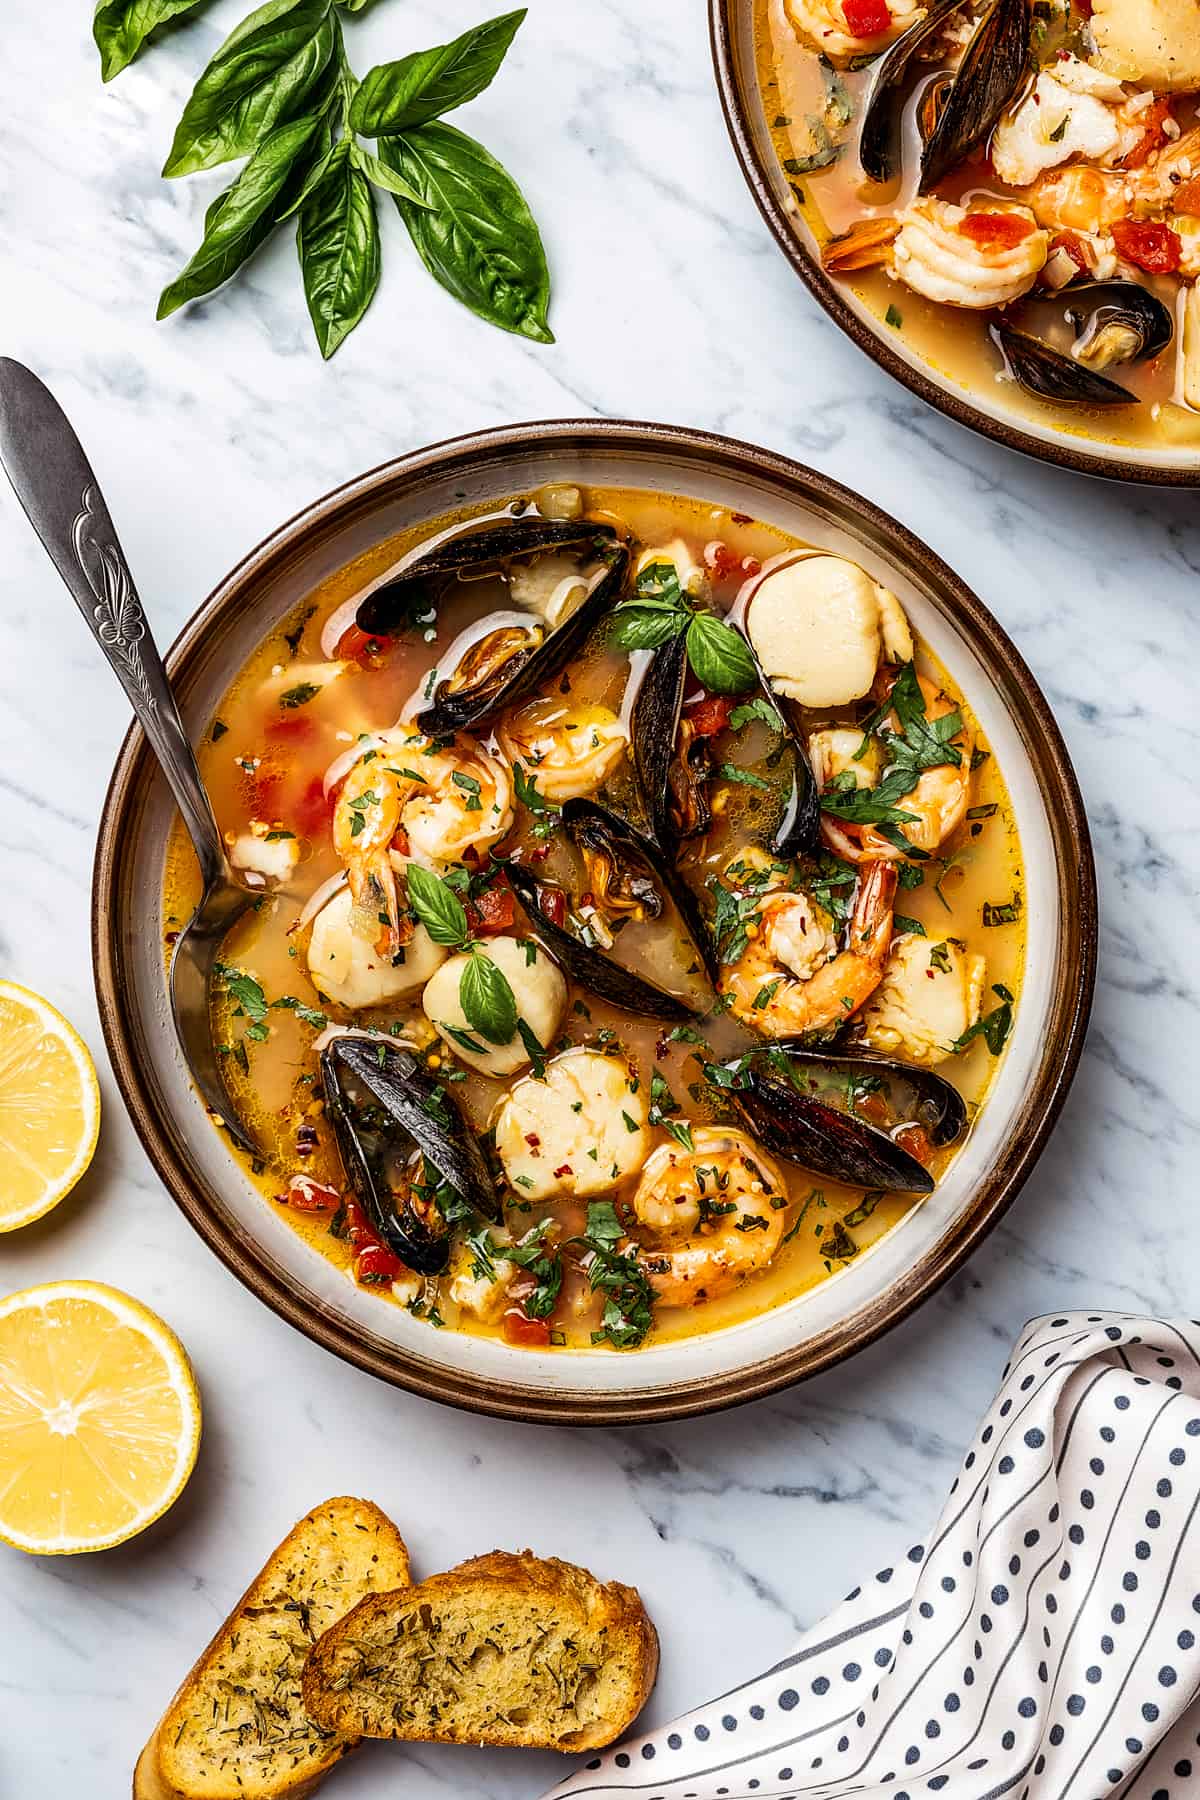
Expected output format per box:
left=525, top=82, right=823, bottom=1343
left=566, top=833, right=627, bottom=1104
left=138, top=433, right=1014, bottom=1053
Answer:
left=404, top=862, right=470, bottom=946
left=404, top=864, right=528, bottom=1050
left=100, top=0, right=552, bottom=355
left=611, top=561, right=757, bottom=697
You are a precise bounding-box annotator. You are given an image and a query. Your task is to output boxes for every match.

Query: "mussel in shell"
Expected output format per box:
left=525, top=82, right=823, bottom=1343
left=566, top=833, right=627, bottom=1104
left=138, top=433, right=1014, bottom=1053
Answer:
left=1066, top=282, right=1174, bottom=372
left=720, top=1042, right=967, bottom=1193
left=990, top=319, right=1138, bottom=407
left=859, top=0, right=970, bottom=185
left=919, top=0, right=1030, bottom=195
left=507, top=804, right=715, bottom=1020
left=630, top=631, right=689, bottom=848
left=353, top=514, right=629, bottom=736
left=321, top=1036, right=500, bottom=1276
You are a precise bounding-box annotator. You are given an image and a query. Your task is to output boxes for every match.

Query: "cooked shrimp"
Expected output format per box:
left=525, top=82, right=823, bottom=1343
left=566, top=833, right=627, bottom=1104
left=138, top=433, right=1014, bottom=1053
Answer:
left=627, top=1126, right=790, bottom=1306
left=1028, top=165, right=1130, bottom=236
left=821, top=673, right=973, bottom=865
left=332, top=731, right=513, bottom=949
left=720, top=860, right=897, bottom=1039
left=498, top=696, right=628, bottom=803
left=890, top=199, right=1048, bottom=309
left=785, top=0, right=923, bottom=64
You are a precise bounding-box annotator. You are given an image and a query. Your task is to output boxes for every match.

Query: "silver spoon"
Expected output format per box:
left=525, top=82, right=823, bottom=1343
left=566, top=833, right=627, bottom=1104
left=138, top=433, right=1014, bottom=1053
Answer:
left=0, top=358, right=261, bottom=1157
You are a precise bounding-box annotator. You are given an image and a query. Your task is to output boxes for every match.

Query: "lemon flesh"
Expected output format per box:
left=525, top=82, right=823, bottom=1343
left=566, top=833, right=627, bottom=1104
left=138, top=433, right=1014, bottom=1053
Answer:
left=0, top=981, right=100, bottom=1231
left=0, top=1281, right=201, bottom=1554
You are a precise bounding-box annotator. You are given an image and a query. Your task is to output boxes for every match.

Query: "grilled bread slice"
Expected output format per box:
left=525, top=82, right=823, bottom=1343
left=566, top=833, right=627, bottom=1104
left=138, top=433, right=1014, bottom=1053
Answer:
left=133, top=1497, right=411, bottom=1800
left=301, top=1549, right=658, bottom=1753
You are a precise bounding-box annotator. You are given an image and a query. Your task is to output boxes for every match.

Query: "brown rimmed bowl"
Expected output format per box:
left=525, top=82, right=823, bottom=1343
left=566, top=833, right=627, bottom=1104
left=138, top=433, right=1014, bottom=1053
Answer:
left=710, top=0, right=1200, bottom=487
left=93, top=420, right=1096, bottom=1425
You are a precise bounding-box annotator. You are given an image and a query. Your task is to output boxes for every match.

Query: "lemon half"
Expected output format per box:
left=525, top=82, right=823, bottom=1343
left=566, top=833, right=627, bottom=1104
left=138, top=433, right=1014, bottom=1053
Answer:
left=0, top=1281, right=201, bottom=1554
left=0, top=980, right=100, bottom=1231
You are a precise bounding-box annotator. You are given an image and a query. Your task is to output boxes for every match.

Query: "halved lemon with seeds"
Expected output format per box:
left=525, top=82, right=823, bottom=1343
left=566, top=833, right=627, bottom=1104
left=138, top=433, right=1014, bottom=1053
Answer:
left=0, top=981, right=100, bottom=1231
left=0, top=1281, right=201, bottom=1554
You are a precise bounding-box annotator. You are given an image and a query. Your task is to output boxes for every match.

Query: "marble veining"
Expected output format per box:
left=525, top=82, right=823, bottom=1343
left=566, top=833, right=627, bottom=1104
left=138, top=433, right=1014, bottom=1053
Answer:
left=1, top=0, right=1199, bottom=1794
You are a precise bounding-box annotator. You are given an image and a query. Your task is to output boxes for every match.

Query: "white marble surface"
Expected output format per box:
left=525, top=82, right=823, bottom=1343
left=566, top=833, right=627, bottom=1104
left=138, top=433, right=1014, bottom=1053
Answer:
left=1, top=2, right=1198, bottom=1795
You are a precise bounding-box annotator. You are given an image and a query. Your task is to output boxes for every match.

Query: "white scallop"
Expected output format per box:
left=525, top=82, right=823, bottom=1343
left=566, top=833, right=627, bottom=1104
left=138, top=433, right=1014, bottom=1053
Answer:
left=421, top=935, right=567, bottom=1076
left=493, top=1048, right=650, bottom=1202
left=747, top=555, right=913, bottom=708
left=1090, top=0, right=1200, bottom=92
left=860, top=934, right=987, bottom=1069
left=306, top=887, right=447, bottom=1010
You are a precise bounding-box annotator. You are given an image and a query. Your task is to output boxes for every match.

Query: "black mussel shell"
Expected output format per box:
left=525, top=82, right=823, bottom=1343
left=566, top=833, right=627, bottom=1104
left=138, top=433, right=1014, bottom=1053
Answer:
left=357, top=517, right=618, bottom=636
left=630, top=631, right=688, bottom=849
left=507, top=814, right=713, bottom=1021
left=321, top=1037, right=500, bottom=1275
left=919, top=0, right=1030, bottom=194
left=722, top=1043, right=967, bottom=1193
left=860, top=0, right=970, bottom=185
left=563, top=797, right=719, bottom=983
left=415, top=544, right=630, bottom=735
left=991, top=320, right=1137, bottom=407
left=1067, top=281, right=1173, bottom=369
left=739, top=625, right=821, bottom=859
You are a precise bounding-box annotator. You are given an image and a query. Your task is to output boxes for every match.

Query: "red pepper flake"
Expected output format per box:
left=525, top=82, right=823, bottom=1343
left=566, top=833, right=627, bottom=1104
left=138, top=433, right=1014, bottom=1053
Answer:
left=525, top=1133, right=542, bottom=1150
left=391, top=825, right=411, bottom=857
left=1111, top=217, right=1182, bottom=275
left=842, top=0, right=891, bottom=35
left=959, top=212, right=1034, bottom=250
left=336, top=623, right=392, bottom=663
left=553, top=1163, right=573, bottom=1178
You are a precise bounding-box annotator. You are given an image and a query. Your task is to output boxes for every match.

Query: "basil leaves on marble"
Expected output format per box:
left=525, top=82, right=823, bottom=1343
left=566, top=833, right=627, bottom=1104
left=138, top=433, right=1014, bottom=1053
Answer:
left=94, top=0, right=553, bottom=355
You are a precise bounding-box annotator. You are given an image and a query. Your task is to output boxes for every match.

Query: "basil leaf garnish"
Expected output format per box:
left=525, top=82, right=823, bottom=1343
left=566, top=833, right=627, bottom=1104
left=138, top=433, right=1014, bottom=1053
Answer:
left=609, top=604, right=688, bottom=652
left=158, top=114, right=325, bottom=318
left=459, top=951, right=519, bottom=1045
left=379, top=122, right=552, bottom=342
left=404, top=864, right=470, bottom=947
left=685, top=613, right=757, bottom=695
left=93, top=0, right=214, bottom=82
left=350, top=10, right=526, bottom=137
left=163, top=0, right=338, bottom=178
left=298, top=147, right=382, bottom=358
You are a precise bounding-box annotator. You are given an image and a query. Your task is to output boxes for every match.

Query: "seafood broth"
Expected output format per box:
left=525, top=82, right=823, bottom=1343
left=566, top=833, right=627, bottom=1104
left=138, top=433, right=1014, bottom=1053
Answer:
left=756, top=0, right=1200, bottom=454
left=163, top=484, right=1024, bottom=1352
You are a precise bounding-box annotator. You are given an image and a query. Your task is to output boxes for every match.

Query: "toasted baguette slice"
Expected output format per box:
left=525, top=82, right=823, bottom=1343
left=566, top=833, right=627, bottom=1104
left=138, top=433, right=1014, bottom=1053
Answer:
left=134, top=1497, right=411, bottom=1800
left=301, top=1549, right=658, bottom=1753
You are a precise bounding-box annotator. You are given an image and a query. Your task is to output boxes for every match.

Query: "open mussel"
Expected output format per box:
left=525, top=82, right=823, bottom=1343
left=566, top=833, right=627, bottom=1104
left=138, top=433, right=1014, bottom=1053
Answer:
left=719, top=1042, right=967, bottom=1193
left=320, top=1036, right=500, bottom=1276
left=507, top=803, right=715, bottom=1020
left=919, top=0, right=1030, bottom=195
left=630, top=631, right=689, bottom=848
left=859, top=0, right=969, bottom=185
left=353, top=514, right=629, bottom=736
left=990, top=319, right=1137, bottom=407
left=1066, top=282, right=1173, bottom=372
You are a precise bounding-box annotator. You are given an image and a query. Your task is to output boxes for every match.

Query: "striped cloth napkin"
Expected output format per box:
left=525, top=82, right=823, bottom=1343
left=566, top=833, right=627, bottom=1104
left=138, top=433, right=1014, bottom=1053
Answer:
left=544, top=1312, right=1200, bottom=1800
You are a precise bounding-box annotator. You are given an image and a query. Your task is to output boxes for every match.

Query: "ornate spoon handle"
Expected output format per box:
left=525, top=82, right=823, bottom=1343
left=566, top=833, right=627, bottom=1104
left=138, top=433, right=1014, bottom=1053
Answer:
left=0, top=358, right=226, bottom=891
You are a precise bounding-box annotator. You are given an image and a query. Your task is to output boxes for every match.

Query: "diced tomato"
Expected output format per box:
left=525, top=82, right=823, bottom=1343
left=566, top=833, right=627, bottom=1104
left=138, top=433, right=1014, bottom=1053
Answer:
left=1118, top=98, right=1173, bottom=171
left=390, top=826, right=411, bottom=856
left=1048, top=231, right=1090, bottom=275
left=1074, top=0, right=1092, bottom=14
left=265, top=713, right=317, bottom=747
left=336, top=623, right=393, bottom=663
left=354, top=1243, right=406, bottom=1286
left=467, top=876, right=517, bottom=936
left=502, top=1307, right=552, bottom=1348
left=959, top=212, right=1033, bottom=250
left=895, top=1124, right=934, bottom=1168
left=287, top=1174, right=341, bottom=1212
left=1173, top=177, right=1200, bottom=218
left=686, top=695, right=735, bottom=738
left=855, top=1092, right=890, bottom=1127
left=291, top=774, right=335, bottom=838
left=539, top=885, right=568, bottom=928
left=1111, top=218, right=1182, bottom=275
left=249, top=767, right=283, bottom=815
left=842, top=0, right=890, bottom=36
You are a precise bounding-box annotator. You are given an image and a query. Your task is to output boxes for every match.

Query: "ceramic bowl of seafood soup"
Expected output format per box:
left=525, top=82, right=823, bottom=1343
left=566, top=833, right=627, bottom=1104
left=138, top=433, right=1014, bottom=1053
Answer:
left=710, top=0, right=1200, bottom=486
left=93, top=420, right=1096, bottom=1424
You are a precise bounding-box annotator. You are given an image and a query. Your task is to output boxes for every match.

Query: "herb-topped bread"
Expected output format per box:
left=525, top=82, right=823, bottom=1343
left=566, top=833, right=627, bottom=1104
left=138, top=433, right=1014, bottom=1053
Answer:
left=300, top=1549, right=658, bottom=1752
left=133, top=1496, right=411, bottom=1800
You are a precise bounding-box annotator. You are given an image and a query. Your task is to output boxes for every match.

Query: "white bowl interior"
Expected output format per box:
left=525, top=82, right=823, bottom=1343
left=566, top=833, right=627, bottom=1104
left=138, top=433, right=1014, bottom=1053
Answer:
left=118, top=441, right=1066, bottom=1403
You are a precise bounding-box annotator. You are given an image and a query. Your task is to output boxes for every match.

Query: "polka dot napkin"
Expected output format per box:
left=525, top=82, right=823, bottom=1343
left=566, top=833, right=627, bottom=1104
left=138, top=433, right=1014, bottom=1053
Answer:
left=544, top=1312, right=1200, bottom=1800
